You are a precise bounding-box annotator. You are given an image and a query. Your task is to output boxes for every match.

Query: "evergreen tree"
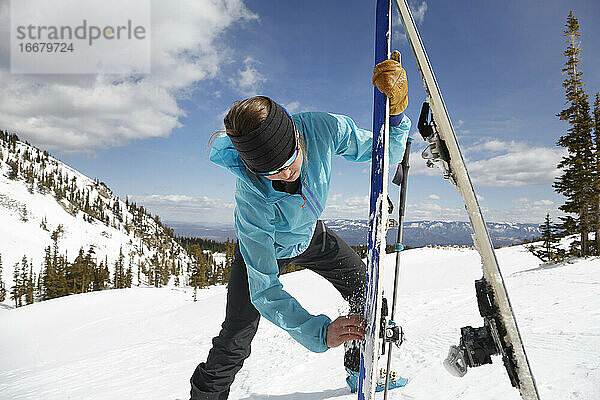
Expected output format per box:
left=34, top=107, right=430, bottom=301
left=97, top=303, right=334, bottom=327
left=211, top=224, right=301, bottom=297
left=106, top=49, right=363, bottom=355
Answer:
left=7, top=159, right=19, bottom=180
left=113, top=248, right=126, bottom=289
left=20, top=256, right=32, bottom=305
left=36, top=269, right=43, bottom=300
left=223, top=239, right=235, bottom=284
left=84, top=246, right=99, bottom=290
left=25, top=264, right=35, bottom=305
left=93, top=258, right=110, bottom=291
left=147, top=254, right=159, bottom=287
left=40, top=227, right=69, bottom=300
left=124, top=266, right=133, bottom=288
left=0, top=253, right=6, bottom=302
left=10, top=262, right=21, bottom=307
left=137, top=259, right=142, bottom=286
left=49, top=227, right=69, bottom=297
left=67, top=248, right=84, bottom=294
left=189, top=260, right=205, bottom=297
left=554, top=11, right=596, bottom=256
left=41, top=246, right=55, bottom=300
left=537, top=213, right=562, bottom=262
left=593, top=92, right=600, bottom=254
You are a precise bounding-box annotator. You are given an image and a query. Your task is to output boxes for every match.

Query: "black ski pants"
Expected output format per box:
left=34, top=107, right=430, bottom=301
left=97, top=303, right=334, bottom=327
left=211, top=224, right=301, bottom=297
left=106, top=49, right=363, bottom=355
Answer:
left=189, top=220, right=366, bottom=400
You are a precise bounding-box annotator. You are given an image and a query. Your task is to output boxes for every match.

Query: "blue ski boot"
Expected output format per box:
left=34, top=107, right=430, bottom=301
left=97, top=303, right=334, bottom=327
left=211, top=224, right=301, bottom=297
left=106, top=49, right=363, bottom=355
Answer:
left=346, top=368, right=360, bottom=393
left=376, top=367, right=408, bottom=391
left=346, top=367, right=408, bottom=393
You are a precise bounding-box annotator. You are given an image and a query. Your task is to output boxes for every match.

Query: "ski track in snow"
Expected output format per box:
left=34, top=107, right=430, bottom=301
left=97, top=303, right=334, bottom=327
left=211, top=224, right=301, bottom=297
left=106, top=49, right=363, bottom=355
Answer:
left=0, top=245, right=599, bottom=399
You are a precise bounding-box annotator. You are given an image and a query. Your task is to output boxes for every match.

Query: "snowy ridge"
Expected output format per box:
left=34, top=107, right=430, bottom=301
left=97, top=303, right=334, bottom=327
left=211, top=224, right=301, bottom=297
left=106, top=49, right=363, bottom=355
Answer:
left=324, top=219, right=541, bottom=247
left=0, top=132, right=193, bottom=289
left=0, top=244, right=598, bottom=399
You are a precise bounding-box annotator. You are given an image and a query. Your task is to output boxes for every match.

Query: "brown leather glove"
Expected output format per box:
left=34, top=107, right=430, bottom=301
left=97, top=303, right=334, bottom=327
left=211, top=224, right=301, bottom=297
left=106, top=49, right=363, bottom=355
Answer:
left=372, top=50, right=408, bottom=115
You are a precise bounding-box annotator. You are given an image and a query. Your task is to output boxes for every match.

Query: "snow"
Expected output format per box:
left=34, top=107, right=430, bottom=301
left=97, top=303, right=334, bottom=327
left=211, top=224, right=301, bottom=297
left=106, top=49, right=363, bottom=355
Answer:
left=0, top=138, right=191, bottom=288
left=1, top=244, right=599, bottom=399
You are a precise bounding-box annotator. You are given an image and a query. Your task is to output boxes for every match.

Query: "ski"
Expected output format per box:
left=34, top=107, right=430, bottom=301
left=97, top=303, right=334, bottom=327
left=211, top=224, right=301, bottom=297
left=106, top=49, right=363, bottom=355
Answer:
left=358, top=0, right=393, bottom=398
left=393, top=1, right=541, bottom=399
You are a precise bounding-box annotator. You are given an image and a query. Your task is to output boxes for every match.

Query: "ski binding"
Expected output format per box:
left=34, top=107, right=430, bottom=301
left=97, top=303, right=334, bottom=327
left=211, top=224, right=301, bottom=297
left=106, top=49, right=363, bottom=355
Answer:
left=379, top=298, right=404, bottom=355
left=418, top=102, right=456, bottom=185
left=444, top=279, right=520, bottom=387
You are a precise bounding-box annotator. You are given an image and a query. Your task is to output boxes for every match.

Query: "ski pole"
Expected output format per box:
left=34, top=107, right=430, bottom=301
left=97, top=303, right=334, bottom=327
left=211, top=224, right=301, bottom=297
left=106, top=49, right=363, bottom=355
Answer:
left=383, top=139, right=411, bottom=400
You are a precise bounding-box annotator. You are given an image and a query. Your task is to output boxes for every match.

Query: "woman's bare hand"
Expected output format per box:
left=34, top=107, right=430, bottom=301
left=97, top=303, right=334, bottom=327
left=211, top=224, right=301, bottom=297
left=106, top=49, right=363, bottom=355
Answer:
left=326, top=314, right=366, bottom=348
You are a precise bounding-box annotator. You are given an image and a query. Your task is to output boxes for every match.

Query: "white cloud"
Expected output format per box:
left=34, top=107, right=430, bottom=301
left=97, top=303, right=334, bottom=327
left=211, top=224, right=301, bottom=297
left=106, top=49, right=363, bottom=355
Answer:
left=229, top=56, right=266, bottom=96
left=393, top=1, right=427, bottom=43
left=133, top=192, right=560, bottom=226
left=403, top=198, right=561, bottom=224
left=428, top=194, right=440, bottom=200
left=345, top=196, right=369, bottom=207
left=0, top=0, right=258, bottom=153
left=323, top=195, right=370, bottom=219
left=405, top=202, right=468, bottom=222
left=482, top=198, right=561, bottom=224
left=466, top=139, right=529, bottom=154
left=393, top=31, right=408, bottom=44
left=410, top=138, right=566, bottom=187
left=413, top=1, right=428, bottom=25
left=468, top=146, right=566, bottom=187
left=131, top=194, right=233, bottom=207
left=283, top=101, right=301, bottom=114
left=129, top=194, right=234, bottom=224
left=480, top=139, right=508, bottom=152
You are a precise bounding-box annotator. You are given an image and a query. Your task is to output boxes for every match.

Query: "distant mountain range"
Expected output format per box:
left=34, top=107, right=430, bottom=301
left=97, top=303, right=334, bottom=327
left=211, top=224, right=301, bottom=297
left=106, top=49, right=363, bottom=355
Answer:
left=169, top=219, right=541, bottom=248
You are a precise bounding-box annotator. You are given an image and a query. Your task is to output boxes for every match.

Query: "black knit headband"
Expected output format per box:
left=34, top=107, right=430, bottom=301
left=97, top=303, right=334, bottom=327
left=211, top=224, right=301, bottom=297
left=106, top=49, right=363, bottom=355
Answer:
left=229, top=97, right=297, bottom=174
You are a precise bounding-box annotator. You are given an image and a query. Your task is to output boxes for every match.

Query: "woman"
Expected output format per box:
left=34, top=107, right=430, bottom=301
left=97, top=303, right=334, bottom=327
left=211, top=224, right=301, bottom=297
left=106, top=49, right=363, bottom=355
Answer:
left=190, top=51, right=410, bottom=400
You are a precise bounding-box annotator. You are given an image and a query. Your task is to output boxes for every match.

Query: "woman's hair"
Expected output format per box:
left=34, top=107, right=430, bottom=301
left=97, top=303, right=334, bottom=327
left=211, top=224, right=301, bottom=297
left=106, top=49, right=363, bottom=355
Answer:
left=224, top=96, right=270, bottom=137
left=208, top=96, right=269, bottom=148
left=209, top=96, right=309, bottom=170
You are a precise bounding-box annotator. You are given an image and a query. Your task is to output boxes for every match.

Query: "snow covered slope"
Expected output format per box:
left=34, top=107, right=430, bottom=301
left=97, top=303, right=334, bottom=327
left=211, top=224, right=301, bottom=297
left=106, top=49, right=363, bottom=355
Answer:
left=0, top=132, right=192, bottom=289
left=0, top=244, right=598, bottom=399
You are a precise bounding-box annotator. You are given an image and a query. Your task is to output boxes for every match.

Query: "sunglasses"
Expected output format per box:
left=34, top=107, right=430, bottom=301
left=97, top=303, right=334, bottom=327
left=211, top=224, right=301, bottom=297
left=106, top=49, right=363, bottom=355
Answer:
left=255, top=145, right=300, bottom=176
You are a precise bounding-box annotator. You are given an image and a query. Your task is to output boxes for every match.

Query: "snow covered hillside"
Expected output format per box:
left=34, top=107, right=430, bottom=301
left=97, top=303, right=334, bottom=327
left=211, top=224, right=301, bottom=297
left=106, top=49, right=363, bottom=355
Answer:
left=0, top=131, right=192, bottom=290
left=1, top=244, right=598, bottom=399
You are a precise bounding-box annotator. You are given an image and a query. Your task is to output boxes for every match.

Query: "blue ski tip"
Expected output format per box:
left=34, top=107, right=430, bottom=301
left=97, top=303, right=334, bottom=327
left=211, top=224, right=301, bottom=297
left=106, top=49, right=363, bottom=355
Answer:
left=395, top=243, right=404, bottom=251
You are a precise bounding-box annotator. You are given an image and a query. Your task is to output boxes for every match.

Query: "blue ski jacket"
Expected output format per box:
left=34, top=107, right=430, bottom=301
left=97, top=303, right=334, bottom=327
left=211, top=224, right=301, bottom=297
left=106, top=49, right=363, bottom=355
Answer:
left=209, top=111, right=411, bottom=353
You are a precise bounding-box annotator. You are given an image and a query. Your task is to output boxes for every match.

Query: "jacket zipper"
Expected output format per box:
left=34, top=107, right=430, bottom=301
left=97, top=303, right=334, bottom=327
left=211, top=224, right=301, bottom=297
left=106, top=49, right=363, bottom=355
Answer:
left=300, top=189, right=319, bottom=219
left=302, top=184, right=322, bottom=215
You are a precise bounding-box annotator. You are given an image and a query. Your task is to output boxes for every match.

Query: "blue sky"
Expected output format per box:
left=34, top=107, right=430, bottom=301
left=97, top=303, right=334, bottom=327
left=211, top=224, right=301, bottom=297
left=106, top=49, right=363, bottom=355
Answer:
left=1, top=0, right=599, bottom=225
